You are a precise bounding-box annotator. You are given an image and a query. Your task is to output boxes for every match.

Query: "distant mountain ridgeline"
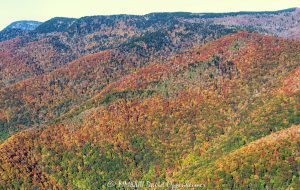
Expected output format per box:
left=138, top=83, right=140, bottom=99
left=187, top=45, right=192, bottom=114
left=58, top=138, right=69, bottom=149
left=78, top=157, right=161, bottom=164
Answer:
left=4, top=20, right=42, bottom=31
left=1, top=8, right=300, bottom=87
left=1, top=8, right=299, bottom=41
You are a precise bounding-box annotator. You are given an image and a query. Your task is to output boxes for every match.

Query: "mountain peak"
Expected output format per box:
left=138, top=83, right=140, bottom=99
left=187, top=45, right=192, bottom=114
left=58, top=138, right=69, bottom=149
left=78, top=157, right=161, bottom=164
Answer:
left=3, top=20, right=42, bottom=31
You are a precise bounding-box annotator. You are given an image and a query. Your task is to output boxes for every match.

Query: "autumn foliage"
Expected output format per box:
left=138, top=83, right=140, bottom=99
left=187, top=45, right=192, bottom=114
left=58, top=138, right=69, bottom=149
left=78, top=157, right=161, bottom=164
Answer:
left=0, top=22, right=299, bottom=189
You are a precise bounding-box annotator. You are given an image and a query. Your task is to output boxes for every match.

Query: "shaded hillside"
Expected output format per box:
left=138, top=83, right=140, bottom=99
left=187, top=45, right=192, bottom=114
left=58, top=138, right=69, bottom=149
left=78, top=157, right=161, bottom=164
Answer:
left=0, top=21, right=41, bottom=42
left=0, top=29, right=29, bottom=43
left=0, top=32, right=299, bottom=189
left=0, top=37, right=76, bottom=86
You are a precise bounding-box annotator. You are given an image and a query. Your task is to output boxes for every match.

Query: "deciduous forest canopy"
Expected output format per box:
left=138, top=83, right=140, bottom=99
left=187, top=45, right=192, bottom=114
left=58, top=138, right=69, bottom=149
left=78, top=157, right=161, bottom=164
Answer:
left=0, top=4, right=299, bottom=190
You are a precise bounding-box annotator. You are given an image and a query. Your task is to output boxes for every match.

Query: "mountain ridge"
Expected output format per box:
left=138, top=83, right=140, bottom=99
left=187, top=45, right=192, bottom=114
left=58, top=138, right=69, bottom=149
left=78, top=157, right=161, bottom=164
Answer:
left=1, top=7, right=299, bottom=33
left=3, top=20, right=42, bottom=31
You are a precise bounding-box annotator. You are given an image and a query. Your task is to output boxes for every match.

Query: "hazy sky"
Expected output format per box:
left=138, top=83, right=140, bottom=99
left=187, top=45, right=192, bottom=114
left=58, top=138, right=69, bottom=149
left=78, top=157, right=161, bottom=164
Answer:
left=1, top=0, right=300, bottom=30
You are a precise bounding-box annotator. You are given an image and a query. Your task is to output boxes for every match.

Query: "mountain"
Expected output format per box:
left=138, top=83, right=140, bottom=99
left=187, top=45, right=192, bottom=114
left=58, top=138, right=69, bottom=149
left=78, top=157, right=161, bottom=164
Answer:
left=0, top=21, right=42, bottom=42
left=0, top=9, right=299, bottom=189
left=1, top=7, right=300, bottom=86
left=3, top=20, right=42, bottom=31
left=1, top=8, right=300, bottom=43
left=0, top=15, right=235, bottom=86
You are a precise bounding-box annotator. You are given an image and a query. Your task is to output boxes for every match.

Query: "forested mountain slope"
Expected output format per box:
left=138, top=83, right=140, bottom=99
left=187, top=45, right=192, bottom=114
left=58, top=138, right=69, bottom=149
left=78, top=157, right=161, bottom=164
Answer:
left=0, top=31, right=299, bottom=189
left=0, top=15, right=235, bottom=86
